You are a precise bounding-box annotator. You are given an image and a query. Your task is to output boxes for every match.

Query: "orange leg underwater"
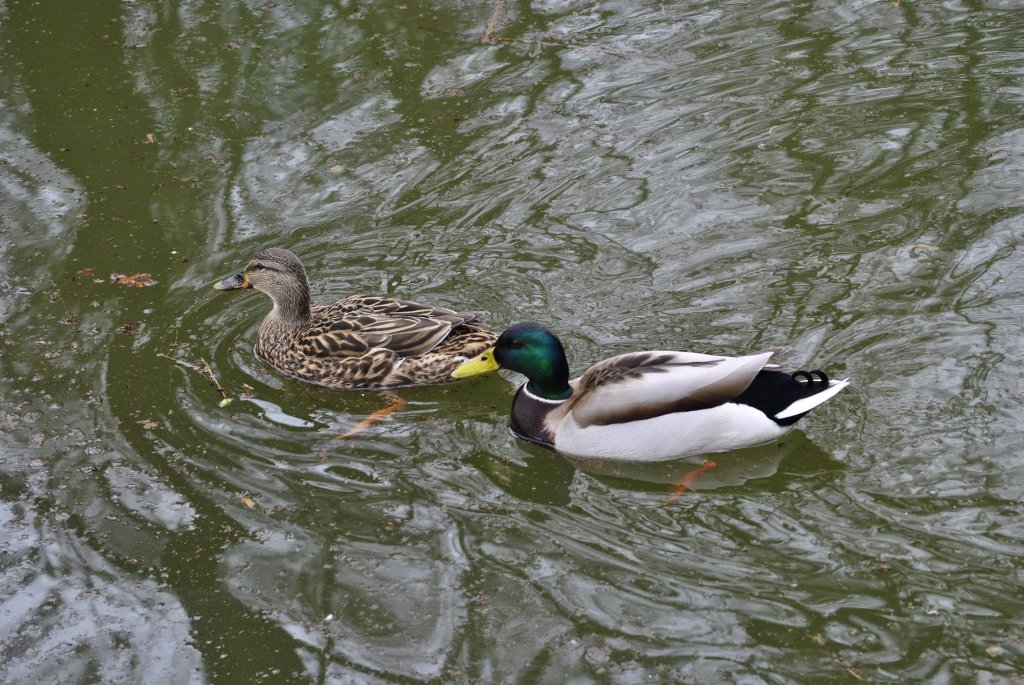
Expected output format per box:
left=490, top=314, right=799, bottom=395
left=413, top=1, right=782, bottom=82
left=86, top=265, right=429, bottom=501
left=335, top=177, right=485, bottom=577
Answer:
left=667, top=459, right=717, bottom=503
left=334, top=396, right=407, bottom=439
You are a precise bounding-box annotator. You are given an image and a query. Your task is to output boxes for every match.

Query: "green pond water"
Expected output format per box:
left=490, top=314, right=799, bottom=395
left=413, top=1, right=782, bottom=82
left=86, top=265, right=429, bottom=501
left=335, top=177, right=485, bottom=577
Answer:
left=2, top=0, right=1023, bottom=682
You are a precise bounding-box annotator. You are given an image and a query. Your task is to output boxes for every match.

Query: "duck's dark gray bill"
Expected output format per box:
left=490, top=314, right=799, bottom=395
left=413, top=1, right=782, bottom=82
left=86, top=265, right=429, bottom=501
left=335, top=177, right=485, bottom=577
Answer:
left=213, top=273, right=250, bottom=290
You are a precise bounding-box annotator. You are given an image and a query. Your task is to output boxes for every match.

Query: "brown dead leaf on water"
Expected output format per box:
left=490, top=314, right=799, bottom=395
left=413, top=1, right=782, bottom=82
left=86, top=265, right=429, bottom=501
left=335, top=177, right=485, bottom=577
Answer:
left=239, top=494, right=258, bottom=509
left=138, top=418, right=158, bottom=430
left=79, top=267, right=95, bottom=277
left=111, top=273, right=157, bottom=287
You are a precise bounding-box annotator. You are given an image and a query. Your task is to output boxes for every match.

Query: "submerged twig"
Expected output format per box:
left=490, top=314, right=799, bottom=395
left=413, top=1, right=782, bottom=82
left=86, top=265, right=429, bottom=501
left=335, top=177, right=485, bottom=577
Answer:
left=481, top=0, right=508, bottom=43
left=200, top=357, right=230, bottom=405
left=159, top=353, right=232, bottom=406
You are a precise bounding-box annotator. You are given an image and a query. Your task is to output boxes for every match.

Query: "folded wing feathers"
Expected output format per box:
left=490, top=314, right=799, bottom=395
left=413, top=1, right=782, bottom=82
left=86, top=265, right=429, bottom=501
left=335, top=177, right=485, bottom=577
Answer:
left=569, top=350, right=774, bottom=427
left=308, top=297, right=475, bottom=358
left=324, top=295, right=484, bottom=325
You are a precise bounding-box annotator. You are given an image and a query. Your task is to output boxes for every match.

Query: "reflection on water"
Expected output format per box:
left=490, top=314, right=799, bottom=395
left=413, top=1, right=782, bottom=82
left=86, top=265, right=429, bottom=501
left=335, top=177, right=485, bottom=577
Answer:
left=2, top=0, right=1023, bottom=681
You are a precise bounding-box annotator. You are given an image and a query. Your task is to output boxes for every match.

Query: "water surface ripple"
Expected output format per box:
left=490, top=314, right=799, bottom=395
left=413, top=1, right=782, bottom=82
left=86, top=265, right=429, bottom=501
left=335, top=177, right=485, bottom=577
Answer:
left=1, top=0, right=1023, bottom=682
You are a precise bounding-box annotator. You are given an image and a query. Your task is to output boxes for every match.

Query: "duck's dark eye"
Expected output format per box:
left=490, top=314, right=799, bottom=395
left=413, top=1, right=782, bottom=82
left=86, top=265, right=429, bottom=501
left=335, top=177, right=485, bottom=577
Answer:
left=251, top=263, right=265, bottom=271
left=508, top=339, right=523, bottom=349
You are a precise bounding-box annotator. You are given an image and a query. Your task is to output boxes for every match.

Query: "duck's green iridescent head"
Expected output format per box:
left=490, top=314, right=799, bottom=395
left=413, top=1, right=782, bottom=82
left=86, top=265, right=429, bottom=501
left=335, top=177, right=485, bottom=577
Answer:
left=454, top=322, right=572, bottom=400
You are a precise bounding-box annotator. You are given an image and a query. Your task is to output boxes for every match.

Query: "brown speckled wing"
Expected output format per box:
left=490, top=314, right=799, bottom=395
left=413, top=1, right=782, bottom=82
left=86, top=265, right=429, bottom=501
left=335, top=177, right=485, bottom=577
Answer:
left=295, top=329, right=371, bottom=358
left=353, top=315, right=454, bottom=357
left=320, top=295, right=480, bottom=325
left=300, top=316, right=453, bottom=359
left=320, top=349, right=403, bottom=388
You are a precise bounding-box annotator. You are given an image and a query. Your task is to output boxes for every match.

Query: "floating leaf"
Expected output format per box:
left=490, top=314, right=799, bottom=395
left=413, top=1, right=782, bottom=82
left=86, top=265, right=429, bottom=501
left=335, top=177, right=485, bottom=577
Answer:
left=138, top=418, right=158, bottom=430
left=111, top=273, right=157, bottom=287
left=218, top=397, right=233, bottom=407
left=329, top=164, right=343, bottom=174
left=240, top=494, right=257, bottom=509
left=79, top=267, right=95, bottom=277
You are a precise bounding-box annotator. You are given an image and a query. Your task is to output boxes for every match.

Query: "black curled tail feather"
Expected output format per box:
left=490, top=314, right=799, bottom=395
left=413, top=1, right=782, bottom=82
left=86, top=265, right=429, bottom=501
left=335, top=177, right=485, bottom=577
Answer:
left=791, top=369, right=830, bottom=387
left=734, top=368, right=833, bottom=427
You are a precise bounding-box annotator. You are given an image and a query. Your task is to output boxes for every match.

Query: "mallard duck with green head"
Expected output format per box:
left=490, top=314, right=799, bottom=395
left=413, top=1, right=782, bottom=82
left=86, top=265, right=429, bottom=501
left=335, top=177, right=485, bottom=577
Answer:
left=452, top=323, right=849, bottom=461
left=214, top=248, right=497, bottom=389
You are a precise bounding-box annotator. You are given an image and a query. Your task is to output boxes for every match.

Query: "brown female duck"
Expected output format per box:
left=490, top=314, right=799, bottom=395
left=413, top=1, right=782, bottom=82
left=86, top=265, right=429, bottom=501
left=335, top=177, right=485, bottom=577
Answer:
left=214, top=248, right=497, bottom=389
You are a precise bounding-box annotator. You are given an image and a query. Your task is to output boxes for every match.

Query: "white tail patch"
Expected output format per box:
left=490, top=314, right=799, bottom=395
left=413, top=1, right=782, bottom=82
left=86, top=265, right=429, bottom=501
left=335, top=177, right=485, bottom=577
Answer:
left=774, top=378, right=850, bottom=420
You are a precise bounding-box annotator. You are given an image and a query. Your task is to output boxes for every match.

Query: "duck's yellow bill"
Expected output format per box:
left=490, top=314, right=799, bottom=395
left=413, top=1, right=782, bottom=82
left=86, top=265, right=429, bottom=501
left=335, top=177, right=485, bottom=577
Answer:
left=213, top=273, right=250, bottom=290
left=451, top=348, right=499, bottom=378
